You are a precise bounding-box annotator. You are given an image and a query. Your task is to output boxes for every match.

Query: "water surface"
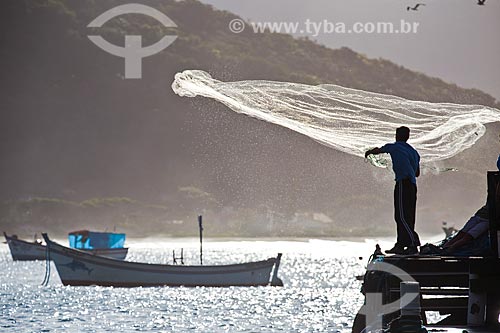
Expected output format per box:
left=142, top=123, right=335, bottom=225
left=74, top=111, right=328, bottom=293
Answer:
left=1, top=238, right=386, bottom=332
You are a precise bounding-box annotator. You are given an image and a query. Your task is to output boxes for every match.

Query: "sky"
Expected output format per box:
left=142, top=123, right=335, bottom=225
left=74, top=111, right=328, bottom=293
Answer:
left=200, top=0, right=500, bottom=101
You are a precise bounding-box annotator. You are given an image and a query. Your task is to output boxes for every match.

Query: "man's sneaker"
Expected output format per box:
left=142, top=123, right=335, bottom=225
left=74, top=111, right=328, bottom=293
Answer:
left=385, top=244, right=405, bottom=254
left=404, top=246, right=419, bottom=255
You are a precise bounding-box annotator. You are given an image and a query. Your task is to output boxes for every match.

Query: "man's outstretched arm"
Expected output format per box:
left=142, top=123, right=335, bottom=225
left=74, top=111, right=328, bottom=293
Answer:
left=365, top=147, right=383, bottom=158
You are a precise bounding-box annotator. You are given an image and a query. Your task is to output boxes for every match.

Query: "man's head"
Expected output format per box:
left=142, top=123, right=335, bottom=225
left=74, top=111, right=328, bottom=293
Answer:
left=396, top=126, right=410, bottom=142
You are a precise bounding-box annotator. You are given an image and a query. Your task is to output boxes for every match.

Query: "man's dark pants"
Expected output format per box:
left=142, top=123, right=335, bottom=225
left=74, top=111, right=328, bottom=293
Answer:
left=394, top=179, right=421, bottom=247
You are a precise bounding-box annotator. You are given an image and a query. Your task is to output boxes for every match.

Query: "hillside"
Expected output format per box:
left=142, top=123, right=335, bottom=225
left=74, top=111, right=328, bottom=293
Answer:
left=1, top=0, right=498, bottom=237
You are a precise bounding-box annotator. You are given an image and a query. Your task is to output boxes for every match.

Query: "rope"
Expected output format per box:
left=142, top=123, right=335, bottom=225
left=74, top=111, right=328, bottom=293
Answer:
left=41, top=241, right=51, bottom=286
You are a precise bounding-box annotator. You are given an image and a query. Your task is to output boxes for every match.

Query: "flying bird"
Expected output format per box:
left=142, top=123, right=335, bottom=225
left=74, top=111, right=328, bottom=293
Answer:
left=477, top=0, right=486, bottom=5
left=407, top=3, right=426, bottom=11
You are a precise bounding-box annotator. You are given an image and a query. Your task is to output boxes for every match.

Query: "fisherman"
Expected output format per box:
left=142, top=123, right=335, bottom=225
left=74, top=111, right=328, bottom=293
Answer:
left=365, top=126, right=421, bottom=255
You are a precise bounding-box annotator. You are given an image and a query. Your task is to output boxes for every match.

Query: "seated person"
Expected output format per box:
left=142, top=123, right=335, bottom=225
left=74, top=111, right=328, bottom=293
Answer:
left=441, top=205, right=489, bottom=252
left=422, top=156, right=500, bottom=255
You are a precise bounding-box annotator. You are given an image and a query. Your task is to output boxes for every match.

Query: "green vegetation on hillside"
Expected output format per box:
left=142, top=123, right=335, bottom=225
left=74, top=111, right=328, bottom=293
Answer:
left=8, top=0, right=498, bottom=106
left=0, top=195, right=394, bottom=238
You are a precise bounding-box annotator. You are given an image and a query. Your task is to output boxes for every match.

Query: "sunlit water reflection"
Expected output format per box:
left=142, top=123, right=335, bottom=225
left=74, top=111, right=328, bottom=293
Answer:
left=0, top=239, right=391, bottom=332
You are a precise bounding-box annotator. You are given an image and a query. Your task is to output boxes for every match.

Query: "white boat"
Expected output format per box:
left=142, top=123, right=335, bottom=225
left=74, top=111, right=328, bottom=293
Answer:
left=3, top=232, right=128, bottom=261
left=78, top=246, right=128, bottom=260
left=42, top=233, right=284, bottom=287
left=3, top=232, right=46, bottom=260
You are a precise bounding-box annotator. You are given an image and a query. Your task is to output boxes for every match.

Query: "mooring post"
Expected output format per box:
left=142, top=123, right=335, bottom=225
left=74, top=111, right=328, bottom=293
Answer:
left=198, top=215, right=203, bottom=265
left=487, top=171, right=499, bottom=258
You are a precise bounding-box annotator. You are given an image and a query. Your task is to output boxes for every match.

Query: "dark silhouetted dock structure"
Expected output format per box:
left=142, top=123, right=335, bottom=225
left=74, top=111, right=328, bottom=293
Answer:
left=353, top=172, right=500, bottom=333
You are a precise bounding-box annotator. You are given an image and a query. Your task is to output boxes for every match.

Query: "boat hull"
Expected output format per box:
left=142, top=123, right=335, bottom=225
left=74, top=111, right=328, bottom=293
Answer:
left=79, top=247, right=128, bottom=260
left=43, top=234, right=281, bottom=287
left=4, top=235, right=46, bottom=261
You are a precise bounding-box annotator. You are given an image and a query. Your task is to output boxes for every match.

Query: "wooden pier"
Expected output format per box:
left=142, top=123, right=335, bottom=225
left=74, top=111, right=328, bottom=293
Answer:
left=353, top=172, right=500, bottom=333
left=382, top=255, right=500, bottom=327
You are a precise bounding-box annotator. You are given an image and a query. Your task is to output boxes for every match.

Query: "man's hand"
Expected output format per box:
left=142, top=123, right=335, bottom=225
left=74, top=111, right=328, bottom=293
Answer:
left=365, top=147, right=382, bottom=158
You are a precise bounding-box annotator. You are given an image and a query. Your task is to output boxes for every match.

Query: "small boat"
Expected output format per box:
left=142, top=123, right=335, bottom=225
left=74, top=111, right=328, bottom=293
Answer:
left=42, top=233, right=284, bottom=287
left=3, top=232, right=46, bottom=260
left=3, top=230, right=128, bottom=261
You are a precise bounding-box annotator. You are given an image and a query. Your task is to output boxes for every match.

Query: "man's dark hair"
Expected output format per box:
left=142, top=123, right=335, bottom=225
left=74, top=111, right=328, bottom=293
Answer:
left=396, top=126, right=410, bottom=142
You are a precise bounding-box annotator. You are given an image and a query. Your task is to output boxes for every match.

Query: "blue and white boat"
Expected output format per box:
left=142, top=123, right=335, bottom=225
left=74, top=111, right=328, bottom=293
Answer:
left=42, top=233, right=283, bottom=287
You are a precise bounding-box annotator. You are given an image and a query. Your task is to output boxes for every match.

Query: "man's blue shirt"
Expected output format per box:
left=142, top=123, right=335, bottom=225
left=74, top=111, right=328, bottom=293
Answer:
left=381, top=141, right=420, bottom=184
